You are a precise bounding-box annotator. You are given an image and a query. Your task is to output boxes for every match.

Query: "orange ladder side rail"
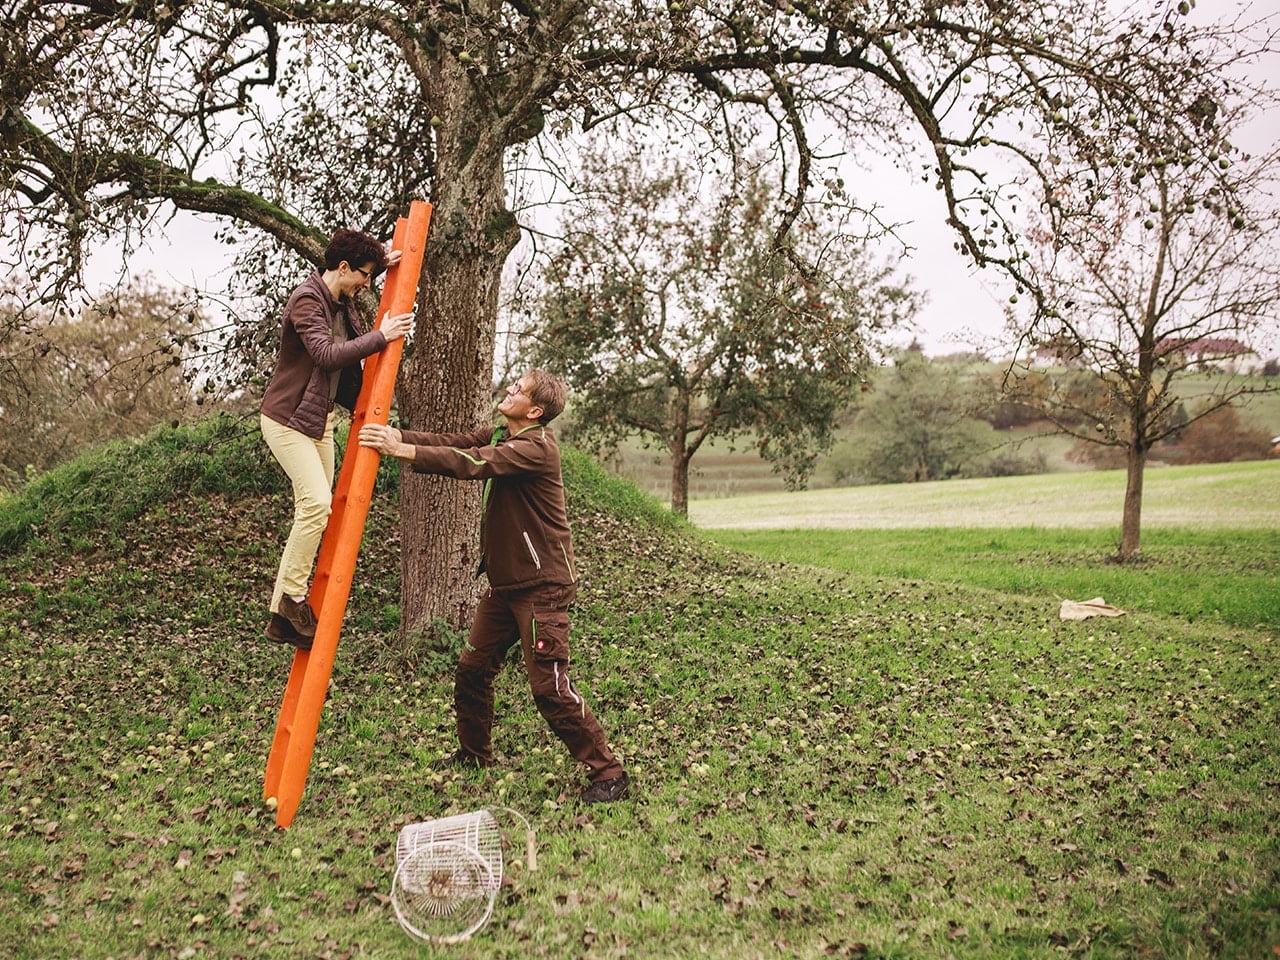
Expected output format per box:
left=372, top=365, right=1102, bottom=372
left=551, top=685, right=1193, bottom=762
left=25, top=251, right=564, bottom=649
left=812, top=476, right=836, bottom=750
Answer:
left=264, top=200, right=433, bottom=828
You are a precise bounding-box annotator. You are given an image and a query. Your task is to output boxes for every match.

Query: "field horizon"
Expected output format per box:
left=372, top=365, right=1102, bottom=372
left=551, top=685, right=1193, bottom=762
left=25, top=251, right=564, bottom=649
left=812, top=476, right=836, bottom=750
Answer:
left=688, top=459, right=1280, bottom=530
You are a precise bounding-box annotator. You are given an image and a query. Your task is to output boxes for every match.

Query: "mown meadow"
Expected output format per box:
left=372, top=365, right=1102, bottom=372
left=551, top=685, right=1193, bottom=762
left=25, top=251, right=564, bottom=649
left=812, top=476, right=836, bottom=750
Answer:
left=0, top=415, right=1276, bottom=959
left=693, top=461, right=1280, bottom=633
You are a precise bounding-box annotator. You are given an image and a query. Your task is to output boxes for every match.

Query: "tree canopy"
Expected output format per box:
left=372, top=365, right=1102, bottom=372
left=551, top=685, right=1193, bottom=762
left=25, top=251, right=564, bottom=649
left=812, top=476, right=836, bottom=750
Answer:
left=522, top=142, right=917, bottom=514
left=838, top=348, right=994, bottom=484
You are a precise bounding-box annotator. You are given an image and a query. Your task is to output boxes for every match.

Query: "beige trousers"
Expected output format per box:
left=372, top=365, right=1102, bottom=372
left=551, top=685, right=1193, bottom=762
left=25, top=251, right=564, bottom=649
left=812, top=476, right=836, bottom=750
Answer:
left=261, top=412, right=336, bottom=613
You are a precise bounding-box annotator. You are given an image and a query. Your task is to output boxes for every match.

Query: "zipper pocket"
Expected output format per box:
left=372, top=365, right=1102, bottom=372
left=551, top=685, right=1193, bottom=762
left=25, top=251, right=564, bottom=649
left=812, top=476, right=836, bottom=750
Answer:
left=522, top=531, right=541, bottom=569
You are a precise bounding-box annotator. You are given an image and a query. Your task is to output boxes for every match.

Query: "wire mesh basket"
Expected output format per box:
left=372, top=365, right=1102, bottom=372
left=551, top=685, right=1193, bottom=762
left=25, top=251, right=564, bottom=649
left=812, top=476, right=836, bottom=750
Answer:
left=391, top=807, right=534, bottom=944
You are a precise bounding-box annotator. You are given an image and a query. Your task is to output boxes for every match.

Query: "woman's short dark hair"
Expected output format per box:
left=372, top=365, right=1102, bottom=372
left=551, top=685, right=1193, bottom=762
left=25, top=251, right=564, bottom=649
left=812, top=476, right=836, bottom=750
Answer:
left=324, top=228, right=389, bottom=272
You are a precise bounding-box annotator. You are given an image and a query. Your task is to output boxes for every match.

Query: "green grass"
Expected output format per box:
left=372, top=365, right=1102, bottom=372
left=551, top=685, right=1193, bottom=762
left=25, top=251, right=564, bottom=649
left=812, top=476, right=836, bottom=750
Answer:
left=704, top=527, right=1280, bottom=632
left=0, top=424, right=1277, bottom=958
left=1178, top=370, right=1280, bottom=431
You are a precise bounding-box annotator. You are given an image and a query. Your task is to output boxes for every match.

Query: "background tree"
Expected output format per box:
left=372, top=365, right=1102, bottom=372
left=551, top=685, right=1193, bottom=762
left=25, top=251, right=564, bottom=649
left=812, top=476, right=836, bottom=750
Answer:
left=522, top=143, right=915, bottom=516
left=0, top=281, right=207, bottom=487
left=831, top=350, right=993, bottom=484
left=3, top=1, right=1270, bottom=632
left=1161, top=405, right=1272, bottom=465
left=1005, top=144, right=1280, bottom=560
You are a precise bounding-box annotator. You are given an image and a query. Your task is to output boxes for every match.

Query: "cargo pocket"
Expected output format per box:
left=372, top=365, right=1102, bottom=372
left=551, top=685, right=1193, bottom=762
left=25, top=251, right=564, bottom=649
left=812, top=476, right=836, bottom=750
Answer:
left=529, top=610, right=576, bottom=704
left=531, top=610, right=570, bottom=662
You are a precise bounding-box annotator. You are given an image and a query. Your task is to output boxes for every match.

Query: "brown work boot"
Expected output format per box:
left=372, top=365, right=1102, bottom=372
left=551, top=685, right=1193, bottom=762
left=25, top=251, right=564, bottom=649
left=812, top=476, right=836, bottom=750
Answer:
left=581, top=771, right=630, bottom=804
left=265, top=613, right=312, bottom=652
left=277, top=595, right=317, bottom=637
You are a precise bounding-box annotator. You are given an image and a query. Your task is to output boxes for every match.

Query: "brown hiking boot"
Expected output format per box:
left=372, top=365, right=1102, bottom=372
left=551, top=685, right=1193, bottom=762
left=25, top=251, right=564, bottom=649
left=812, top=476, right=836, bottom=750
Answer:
left=277, top=595, right=317, bottom=637
left=266, top=613, right=313, bottom=652
left=581, top=771, right=630, bottom=804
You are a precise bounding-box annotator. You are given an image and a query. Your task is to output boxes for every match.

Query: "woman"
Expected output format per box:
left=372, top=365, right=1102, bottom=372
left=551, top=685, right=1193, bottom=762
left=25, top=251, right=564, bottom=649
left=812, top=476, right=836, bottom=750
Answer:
left=260, top=228, right=412, bottom=650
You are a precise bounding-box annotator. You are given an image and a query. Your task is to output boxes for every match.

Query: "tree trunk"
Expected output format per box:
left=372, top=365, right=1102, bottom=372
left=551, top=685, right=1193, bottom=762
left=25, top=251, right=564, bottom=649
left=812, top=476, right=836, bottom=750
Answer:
left=670, top=449, right=690, bottom=518
left=1119, top=442, right=1145, bottom=561
left=394, top=240, right=496, bottom=638
left=669, top=398, right=690, bottom=518
left=1118, top=177, right=1165, bottom=565
left=394, top=98, right=520, bottom=636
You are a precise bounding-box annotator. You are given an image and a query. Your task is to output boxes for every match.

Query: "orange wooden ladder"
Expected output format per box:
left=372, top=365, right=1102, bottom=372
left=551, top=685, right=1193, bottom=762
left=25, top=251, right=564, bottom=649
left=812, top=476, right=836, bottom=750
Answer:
left=264, top=200, right=433, bottom=828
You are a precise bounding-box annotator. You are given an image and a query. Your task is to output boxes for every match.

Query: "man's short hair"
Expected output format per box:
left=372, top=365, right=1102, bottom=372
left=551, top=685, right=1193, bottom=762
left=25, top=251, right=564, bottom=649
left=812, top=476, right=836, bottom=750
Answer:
left=524, top=369, right=567, bottom=424
left=324, top=228, right=389, bottom=273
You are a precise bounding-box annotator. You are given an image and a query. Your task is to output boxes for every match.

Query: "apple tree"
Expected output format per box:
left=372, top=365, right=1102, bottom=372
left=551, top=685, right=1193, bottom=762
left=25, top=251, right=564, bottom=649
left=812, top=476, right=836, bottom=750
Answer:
left=520, top=142, right=916, bottom=516
left=835, top=348, right=994, bottom=484
left=1003, top=143, right=1280, bottom=560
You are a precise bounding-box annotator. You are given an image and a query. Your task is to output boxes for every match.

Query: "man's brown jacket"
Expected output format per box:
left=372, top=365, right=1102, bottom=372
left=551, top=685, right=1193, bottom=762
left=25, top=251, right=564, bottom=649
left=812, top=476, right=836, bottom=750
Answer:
left=400, top=422, right=578, bottom=590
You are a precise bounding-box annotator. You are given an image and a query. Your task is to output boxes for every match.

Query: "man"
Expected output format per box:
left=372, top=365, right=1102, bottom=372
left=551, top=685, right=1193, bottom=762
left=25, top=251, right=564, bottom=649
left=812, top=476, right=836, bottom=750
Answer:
left=358, top=369, right=629, bottom=803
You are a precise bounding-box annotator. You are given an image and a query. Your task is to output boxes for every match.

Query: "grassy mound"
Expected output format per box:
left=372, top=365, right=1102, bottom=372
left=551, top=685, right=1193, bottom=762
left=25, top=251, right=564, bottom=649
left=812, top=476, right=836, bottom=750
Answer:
left=0, top=414, right=281, bottom=553
left=0, top=421, right=1276, bottom=959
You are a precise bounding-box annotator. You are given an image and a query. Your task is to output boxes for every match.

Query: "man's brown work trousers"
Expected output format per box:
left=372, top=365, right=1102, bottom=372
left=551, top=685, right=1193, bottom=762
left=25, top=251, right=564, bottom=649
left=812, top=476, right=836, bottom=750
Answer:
left=453, top=582, right=624, bottom=783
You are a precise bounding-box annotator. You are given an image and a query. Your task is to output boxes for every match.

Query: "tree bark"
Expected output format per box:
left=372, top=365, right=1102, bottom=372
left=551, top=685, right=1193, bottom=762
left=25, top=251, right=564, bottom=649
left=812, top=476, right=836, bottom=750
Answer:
left=670, top=450, right=690, bottom=518
left=1119, top=440, right=1145, bottom=561
left=669, top=397, right=690, bottom=518
left=395, top=101, right=520, bottom=636
left=1117, top=177, right=1166, bottom=564
left=395, top=244, right=493, bottom=637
